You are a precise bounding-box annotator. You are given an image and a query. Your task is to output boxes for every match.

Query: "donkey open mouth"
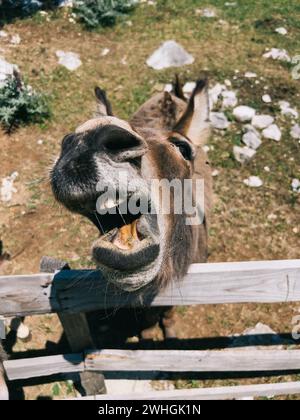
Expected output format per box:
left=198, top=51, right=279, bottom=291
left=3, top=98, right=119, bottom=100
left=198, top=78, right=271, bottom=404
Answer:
left=51, top=79, right=212, bottom=293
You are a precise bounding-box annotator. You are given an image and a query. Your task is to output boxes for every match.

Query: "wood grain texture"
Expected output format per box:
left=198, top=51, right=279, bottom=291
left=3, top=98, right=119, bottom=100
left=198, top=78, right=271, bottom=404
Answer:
left=4, top=353, right=84, bottom=380
left=85, top=349, right=300, bottom=373
left=0, top=260, right=300, bottom=317
left=74, top=381, right=300, bottom=400
left=4, top=349, right=300, bottom=381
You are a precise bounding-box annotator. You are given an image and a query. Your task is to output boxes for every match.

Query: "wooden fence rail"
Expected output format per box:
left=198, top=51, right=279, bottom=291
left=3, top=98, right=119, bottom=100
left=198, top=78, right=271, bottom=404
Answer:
left=2, top=259, right=300, bottom=400
left=4, top=349, right=300, bottom=381
left=1, top=259, right=300, bottom=317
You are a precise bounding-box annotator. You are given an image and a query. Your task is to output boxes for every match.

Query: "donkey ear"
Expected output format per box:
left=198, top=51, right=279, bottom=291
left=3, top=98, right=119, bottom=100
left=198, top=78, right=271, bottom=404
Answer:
left=173, top=79, right=210, bottom=146
left=95, top=86, right=113, bottom=116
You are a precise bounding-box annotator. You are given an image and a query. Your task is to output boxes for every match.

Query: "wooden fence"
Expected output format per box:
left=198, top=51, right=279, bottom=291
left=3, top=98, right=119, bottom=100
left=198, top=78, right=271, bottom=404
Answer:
left=1, top=259, right=300, bottom=400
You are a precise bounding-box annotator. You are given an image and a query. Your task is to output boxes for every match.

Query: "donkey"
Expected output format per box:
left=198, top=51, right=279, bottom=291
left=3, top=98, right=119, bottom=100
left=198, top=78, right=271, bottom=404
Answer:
left=50, top=79, right=212, bottom=342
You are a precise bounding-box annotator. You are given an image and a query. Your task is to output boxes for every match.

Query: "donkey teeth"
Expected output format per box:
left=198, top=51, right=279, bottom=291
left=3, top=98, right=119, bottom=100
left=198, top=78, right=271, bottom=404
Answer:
left=99, top=197, right=128, bottom=211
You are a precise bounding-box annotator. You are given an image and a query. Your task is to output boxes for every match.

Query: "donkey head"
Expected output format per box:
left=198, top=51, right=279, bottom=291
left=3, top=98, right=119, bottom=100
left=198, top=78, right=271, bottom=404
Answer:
left=51, top=80, right=212, bottom=292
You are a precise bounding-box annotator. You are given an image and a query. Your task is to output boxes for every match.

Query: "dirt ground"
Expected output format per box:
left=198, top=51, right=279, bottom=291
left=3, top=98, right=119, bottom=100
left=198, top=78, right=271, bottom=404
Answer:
left=0, top=1, right=300, bottom=399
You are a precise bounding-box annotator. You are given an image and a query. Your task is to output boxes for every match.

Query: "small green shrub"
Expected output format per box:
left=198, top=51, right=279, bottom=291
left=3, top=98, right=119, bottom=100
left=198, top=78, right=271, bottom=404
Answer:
left=73, top=0, right=138, bottom=29
left=0, top=74, right=50, bottom=132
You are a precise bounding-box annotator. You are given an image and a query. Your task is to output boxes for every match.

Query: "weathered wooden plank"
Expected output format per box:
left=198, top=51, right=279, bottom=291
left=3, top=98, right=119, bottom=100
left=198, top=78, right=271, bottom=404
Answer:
left=85, top=349, right=300, bottom=373
left=74, top=381, right=300, bottom=400
left=4, top=353, right=84, bottom=381
left=0, top=260, right=300, bottom=317
left=0, top=365, right=9, bottom=400
left=4, top=349, right=300, bottom=381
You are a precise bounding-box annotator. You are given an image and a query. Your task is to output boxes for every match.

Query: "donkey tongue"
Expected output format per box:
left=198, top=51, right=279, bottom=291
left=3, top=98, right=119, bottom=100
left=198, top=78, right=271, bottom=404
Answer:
left=112, top=220, right=139, bottom=250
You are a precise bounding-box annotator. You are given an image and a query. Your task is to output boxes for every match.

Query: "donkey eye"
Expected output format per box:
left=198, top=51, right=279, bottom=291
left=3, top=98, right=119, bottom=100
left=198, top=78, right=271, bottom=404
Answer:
left=170, top=138, right=194, bottom=161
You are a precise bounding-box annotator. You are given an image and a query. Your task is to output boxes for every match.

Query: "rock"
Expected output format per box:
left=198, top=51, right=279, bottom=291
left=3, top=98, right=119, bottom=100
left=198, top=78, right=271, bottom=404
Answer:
left=262, top=124, right=282, bottom=142
left=263, top=48, right=291, bottom=62
left=58, top=0, right=73, bottom=6
left=146, top=40, right=194, bottom=70
left=0, top=172, right=18, bottom=203
left=275, top=27, right=288, bottom=35
left=56, top=50, right=82, bottom=71
left=11, top=34, right=21, bottom=45
left=242, top=131, right=262, bottom=150
left=100, top=48, right=110, bottom=57
left=209, top=83, right=226, bottom=109
left=0, top=31, right=8, bottom=38
left=212, top=169, right=220, bottom=177
left=243, top=124, right=261, bottom=137
left=16, top=322, right=31, bottom=341
left=244, top=72, right=257, bottom=78
left=222, top=90, right=238, bottom=108
left=290, top=124, right=300, bottom=139
left=292, top=179, right=300, bottom=193
left=183, top=81, right=196, bottom=95
left=164, top=83, right=173, bottom=93
left=251, top=115, right=274, bottom=130
left=278, top=101, right=299, bottom=119
left=0, top=57, right=19, bottom=88
left=202, top=145, right=210, bottom=153
left=262, top=94, right=272, bottom=103
left=230, top=323, right=291, bottom=349
left=210, top=112, right=230, bottom=130
left=243, top=176, right=263, bottom=188
left=264, top=166, right=270, bottom=172
left=37, top=139, right=44, bottom=145
left=233, top=146, right=256, bottom=164
left=233, top=105, right=256, bottom=122
left=196, top=8, right=217, bottom=18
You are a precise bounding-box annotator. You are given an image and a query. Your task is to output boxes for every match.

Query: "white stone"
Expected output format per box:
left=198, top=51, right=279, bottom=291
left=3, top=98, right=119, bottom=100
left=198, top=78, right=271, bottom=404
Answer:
left=233, top=105, right=256, bottom=122
left=278, top=100, right=299, bottom=119
left=58, top=0, right=73, bottom=6
left=199, top=8, right=216, bottom=18
left=100, top=48, right=110, bottom=57
left=0, top=172, right=18, bottom=202
left=0, top=30, right=8, bottom=38
left=233, top=146, right=256, bottom=164
left=262, top=94, right=272, bottom=103
left=264, top=166, right=270, bottom=172
left=251, top=115, right=274, bottom=130
left=210, top=112, right=230, bottom=130
left=244, top=72, right=257, bottom=78
left=202, top=145, right=210, bottom=153
left=17, top=323, right=31, bottom=340
left=243, top=124, right=260, bottom=137
left=146, top=40, right=194, bottom=70
left=290, top=124, right=300, bottom=139
left=224, top=79, right=231, bottom=87
left=242, top=131, right=262, bottom=150
left=164, top=83, right=173, bottom=93
left=222, top=90, right=238, bottom=108
left=37, top=139, right=44, bottom=145
left=212, top=169, right=219, bottom=177
left=183, top=81, right=196, bottom=95
left=243, top=176, right=263, bottom=188
left=11, top=34, right=21, bottom=45
left=263, top=48, right=291, bottom=62
left=0, top=57, right=18, bottom=88
left=292, top=179, right=300, bottom=193
left=262, top=124, right=282, bottom=142
left=56, top=50, right=82, bottom=71
left=209, top=83, right=226, bottom=109
left=275, top=27, right=288, bottom=36
left=230, top=323, right=286, bottom=349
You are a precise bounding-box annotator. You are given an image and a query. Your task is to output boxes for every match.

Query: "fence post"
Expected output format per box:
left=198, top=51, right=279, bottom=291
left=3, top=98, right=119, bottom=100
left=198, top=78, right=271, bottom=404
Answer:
left=40, top=257, right=106, bottom=397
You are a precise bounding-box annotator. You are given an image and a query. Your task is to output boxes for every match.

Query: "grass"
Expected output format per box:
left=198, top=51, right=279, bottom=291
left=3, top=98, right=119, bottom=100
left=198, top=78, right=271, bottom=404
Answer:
left=0, top=0, right=299, bottom=400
